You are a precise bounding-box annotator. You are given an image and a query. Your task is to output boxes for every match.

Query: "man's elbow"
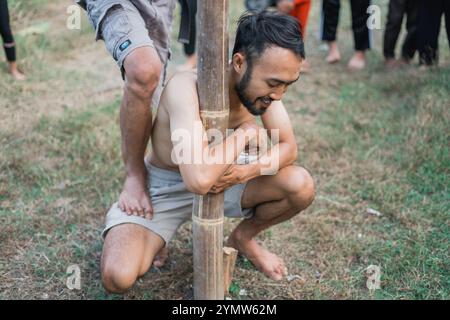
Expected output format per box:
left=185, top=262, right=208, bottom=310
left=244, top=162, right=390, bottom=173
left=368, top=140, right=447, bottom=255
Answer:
left=185, top=174, right=213, bottom=195
left=287, top=143, right=298, bottom=164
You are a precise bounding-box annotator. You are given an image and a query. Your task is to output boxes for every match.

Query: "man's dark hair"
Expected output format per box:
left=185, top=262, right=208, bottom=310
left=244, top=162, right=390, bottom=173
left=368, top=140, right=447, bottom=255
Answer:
left=232, top=10, right=305, bottom=62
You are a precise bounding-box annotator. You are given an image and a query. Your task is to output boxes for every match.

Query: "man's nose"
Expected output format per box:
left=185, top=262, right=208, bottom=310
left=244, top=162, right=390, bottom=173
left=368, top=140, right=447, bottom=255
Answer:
left=269, top=86, right=286, bottom=101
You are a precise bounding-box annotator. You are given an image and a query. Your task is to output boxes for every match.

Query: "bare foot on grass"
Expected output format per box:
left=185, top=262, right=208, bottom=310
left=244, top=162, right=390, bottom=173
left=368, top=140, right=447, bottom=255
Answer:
left=228, top=234, right=287, bottom=281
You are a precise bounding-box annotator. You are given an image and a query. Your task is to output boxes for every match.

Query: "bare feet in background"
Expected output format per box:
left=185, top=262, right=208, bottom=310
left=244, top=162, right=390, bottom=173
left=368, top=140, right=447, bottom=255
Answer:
left=227, top=232, right=288, bottom=281
left=347, top=51, right=366, bottom=71
left=326, top=41, right=341, bottom=64
left=384, top=57, right=409, bottom=70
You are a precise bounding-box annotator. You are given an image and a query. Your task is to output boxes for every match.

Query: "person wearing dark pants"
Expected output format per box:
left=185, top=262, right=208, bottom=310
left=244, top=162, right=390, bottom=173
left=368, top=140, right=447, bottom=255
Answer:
left=417, top=0, right=450, bottom=67
left=177, top=0, right=197, bottom=71
left=0, top=0, right=25, bottom=80
left=383, top=0, right=419, bottom=69
left=320, top=0, right=371, bottom=70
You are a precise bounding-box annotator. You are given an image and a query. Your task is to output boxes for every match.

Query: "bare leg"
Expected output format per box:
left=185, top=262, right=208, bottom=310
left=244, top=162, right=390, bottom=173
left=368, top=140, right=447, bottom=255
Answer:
left=101, top=224, right=165, bottom=293
left=152, top=246, right=169, bottom=267
left=227, top=166, right=315, bottom=281
left=118, top=47, right=162, bottom=219
left=348, top=50, right=366, bottom=70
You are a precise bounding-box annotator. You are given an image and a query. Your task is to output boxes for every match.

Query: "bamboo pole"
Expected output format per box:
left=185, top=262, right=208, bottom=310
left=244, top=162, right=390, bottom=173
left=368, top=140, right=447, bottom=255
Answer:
left=193, top=0, right=229, bottom=300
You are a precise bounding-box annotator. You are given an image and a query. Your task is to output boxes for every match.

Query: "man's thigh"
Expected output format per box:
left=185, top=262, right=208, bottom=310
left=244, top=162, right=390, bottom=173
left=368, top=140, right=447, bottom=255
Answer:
left=102, top=223, right=165, bottom=276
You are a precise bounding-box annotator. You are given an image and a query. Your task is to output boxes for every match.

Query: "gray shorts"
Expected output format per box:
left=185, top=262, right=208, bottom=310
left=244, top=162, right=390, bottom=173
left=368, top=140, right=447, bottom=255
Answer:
left=102, top=164, right=255, bottom=245
left=84, top=0, right=176, bottom=107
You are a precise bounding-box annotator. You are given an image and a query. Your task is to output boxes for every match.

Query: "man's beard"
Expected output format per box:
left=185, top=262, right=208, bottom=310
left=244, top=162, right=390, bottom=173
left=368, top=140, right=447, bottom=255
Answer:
left=234, top=63, right=270, bottom=116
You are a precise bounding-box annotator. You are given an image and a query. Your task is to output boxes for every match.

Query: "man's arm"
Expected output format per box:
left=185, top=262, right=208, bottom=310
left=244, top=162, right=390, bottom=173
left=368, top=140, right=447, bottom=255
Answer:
left=162, top=72, right=258, bottom=195
left=210, top=100, right=297, bottom=193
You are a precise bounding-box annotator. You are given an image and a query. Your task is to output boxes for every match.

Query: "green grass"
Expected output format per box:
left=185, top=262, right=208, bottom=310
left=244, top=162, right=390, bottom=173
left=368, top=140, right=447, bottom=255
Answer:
left=308, top=67, right=449, bottom=300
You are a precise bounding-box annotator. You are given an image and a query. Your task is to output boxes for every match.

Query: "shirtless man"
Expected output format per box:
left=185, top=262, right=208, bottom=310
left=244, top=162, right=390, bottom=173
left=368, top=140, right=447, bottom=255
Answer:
left=100, top=11, right=315, bottom=294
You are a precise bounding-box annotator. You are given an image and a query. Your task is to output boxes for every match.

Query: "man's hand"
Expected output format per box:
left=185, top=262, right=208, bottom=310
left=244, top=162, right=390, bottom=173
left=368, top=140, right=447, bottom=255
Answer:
left=119, top=174, right=153, bottom=219
left=210, top=164, right=254, bottom=194
left=276, top=0, right=294, bottom=14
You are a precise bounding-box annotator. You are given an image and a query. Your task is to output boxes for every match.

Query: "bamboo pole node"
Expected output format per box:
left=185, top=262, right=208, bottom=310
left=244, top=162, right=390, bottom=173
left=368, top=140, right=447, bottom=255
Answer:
left=192, top=216, right=224, bottom=226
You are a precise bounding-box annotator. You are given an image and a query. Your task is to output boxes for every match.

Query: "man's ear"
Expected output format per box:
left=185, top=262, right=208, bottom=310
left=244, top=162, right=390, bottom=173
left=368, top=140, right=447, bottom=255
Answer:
left=232, top=52, right=246, bottom=74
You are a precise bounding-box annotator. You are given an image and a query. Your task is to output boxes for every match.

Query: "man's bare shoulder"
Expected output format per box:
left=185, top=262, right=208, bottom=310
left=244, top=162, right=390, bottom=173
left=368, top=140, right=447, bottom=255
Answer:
left=160, top=70, right=199, bottom=113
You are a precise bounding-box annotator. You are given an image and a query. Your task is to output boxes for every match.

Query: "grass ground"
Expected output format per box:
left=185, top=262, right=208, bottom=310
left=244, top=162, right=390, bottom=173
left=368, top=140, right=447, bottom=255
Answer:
left=0, top=0, right=448, bottom=300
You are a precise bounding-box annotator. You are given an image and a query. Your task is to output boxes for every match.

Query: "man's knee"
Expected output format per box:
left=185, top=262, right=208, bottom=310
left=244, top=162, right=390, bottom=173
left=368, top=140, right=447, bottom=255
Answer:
left=101, top=262, right=138, bottom=294
left=124, top=47, right=162, bottom=99
left=279, top=166, right=315, bottom=210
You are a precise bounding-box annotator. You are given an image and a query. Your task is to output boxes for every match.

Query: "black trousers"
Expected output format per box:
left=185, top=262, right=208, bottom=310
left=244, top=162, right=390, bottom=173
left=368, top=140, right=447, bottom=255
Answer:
left=178, top=0, right=197, bottom=56
left=417, top=0, right=450, bottom=65
left=383, top=0, right=419, bottom=60
left=0, top=0, right=16, bottom=62
left=321, top=0, right=371, bottom=51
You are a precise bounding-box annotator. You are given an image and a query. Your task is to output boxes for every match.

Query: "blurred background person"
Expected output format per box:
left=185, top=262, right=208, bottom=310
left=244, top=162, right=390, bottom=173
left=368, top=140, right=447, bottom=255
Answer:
left=383, top=0, right=419, bottom=69
left=245, top=0, right=311, bottom=72
left=276, top=0, right=311, bottom=72
left=320, top=0, right=371, bottom=71
left=417, top=0, right=449, bottom=67
left=177, top=0, right=197, bottom=71
left=0, top=0, right=25, bottom=80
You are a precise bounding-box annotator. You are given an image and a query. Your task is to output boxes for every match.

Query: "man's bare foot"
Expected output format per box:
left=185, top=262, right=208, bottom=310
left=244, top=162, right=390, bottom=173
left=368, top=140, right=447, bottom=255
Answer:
left=227, top=234, right=287, bottom=281
left=118, top=175, right=153, bottom=219
left=348, top=51, right=366, bottom=71
left=326, top=41, right=341, bottom=64
left=152, top=247, right=169, bottom=268
left=8, top=62, right=26, bottom=81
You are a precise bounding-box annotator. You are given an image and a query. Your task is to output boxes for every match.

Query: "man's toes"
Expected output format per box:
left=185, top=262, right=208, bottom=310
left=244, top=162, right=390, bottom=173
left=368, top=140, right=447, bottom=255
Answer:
left=268, top=270, right=283, bottom=281
left=152, top=259, right=163, bottom=268
left=153, top=257, right=167, bottom=268
left=123, top=204, right=132, bottom=215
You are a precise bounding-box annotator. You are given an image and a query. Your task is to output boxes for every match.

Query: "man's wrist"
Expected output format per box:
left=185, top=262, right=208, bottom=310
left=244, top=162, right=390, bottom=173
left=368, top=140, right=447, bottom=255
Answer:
left=244, top=163, right=261, bottom=181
